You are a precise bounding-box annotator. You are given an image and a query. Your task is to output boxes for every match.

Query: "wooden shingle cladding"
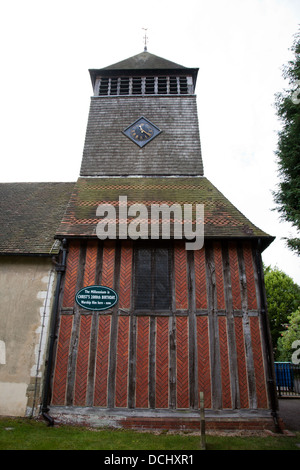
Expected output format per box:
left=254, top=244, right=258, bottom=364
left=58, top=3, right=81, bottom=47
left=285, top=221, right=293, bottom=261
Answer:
left=0, top=182, right=75, bottom=255
left=80, top=95, right=203, bottom=176
left=51, top=238, right=271, bottom=411
left=86, top=52, right=199, bottom=179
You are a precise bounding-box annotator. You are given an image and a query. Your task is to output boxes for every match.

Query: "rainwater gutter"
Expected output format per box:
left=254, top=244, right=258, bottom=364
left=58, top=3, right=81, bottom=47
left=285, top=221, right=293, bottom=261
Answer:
left=41, top=239, right=67, bottom=426
left=255, top=238, right=281, bottom=433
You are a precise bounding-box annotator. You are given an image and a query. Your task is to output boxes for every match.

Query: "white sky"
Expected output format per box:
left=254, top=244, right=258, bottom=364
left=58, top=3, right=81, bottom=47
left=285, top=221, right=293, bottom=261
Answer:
left=0, top=0, right=299, bottom=284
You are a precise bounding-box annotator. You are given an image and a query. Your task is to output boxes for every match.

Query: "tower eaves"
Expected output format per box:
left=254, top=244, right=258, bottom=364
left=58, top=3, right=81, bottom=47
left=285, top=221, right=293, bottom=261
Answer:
left=89, top=51, right=199, bottom=88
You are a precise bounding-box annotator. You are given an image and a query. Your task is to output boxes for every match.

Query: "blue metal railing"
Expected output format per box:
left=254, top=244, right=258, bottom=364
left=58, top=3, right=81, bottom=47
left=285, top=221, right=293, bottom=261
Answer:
left=275, top=362, right=300, bottom=397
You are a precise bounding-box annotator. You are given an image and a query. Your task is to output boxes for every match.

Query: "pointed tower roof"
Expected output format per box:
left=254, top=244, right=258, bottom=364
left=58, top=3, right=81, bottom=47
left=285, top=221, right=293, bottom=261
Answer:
left=89, top=51, right=198, bottom=88
left=102, top=51, right=188, bottom=70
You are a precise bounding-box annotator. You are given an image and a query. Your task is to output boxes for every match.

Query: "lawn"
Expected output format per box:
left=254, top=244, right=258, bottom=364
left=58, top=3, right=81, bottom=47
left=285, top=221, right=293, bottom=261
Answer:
left=0, top=417, right=299, bottom=451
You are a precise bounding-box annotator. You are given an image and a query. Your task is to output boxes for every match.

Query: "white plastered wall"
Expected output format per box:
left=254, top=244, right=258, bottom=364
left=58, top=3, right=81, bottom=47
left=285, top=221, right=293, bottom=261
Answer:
left=0, top=257, right=56, bottom=416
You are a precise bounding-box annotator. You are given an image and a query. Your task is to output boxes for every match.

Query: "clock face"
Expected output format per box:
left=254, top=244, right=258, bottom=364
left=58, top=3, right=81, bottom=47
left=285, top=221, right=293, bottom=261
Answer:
left=130, top=122, right=154, bottom=142
left=123, top=117, right=161, bottom=148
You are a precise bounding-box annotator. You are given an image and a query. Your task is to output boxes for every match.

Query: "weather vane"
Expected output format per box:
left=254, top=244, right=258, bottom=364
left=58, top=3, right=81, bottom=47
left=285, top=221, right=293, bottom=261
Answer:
left=142, top=28, right=148, bottom=52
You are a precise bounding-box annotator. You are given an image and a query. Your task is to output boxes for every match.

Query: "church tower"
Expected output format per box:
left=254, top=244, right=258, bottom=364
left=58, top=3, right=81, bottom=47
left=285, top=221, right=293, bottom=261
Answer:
left=45, top=50, right=278, bottom=431
left=83, top=51, right=202, bottom=176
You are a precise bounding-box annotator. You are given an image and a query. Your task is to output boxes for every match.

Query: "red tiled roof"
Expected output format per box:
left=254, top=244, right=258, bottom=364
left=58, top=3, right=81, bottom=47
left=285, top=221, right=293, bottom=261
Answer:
left=56, top=177, right=273, bottom=246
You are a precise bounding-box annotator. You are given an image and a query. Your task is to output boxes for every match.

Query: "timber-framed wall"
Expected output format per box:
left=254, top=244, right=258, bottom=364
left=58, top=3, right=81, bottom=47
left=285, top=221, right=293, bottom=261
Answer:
left=50, top=238, right=272, bottom=418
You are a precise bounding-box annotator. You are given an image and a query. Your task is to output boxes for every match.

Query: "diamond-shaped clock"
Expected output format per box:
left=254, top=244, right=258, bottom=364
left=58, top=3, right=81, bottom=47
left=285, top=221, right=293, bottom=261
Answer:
left=123, top=116, right=161, bottom=148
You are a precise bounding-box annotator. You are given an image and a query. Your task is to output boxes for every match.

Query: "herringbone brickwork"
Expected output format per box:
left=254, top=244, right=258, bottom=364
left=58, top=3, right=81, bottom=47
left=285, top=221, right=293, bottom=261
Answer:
left=250, top=316, right=268, bottom=408
left=51, top=315, right=73, bottom=405
left=83, top=240, right=98, bottom=287
left=94, top=316, right=111, bottom=407
left=74, top=315, right=92, bottom=406
left=196, top=316, right=211, bottom=408
left=194, top=248, right=207, bottom=309
left=136, top=317, right=150, bottom=408
left=156, top=317, right=169, bottom=408
left=214, top=242, right=225, bottom=310
left=176, top=316, right=189, bottom=408
left=115, top=316, right=130, bottom=407
left=228, top=242, right=242, bottom=310
left=62, top=241, right=80, bottom=307
left=52, top=238, right=269, bottom=416
left=218, top=317, right=232, bottom=408
left=234, top=317, right=249, bottom=408
left=174, top=243, right=188, bottom=310
left=243, top=243, right=257, bottom=310
left=102, top=241, right=115, bottom=288
left=119, top=242, right=132, bottom=309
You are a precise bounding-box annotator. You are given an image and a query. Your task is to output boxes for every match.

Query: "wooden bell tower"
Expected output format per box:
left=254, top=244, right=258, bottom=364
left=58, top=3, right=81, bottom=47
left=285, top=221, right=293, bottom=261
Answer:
left=45, top=50, right=278, bottom=431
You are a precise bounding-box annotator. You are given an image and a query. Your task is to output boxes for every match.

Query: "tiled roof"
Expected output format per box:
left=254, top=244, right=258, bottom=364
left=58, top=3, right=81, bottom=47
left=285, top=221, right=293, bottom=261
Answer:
left=96, top=51, right=187, bottom=71
left=56, top=177, right=273, bottom=247
left=0, top=182, right=75, bottom=255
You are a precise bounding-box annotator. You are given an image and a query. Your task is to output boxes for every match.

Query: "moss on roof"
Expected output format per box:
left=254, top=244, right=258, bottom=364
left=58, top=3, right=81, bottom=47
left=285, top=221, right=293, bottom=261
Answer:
left=56, top=177, right=273, bottom=246
left=0, top=182, right=75, bottom=255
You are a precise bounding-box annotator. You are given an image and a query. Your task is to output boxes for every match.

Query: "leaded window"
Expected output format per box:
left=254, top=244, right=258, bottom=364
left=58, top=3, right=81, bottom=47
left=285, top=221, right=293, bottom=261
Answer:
left=134, top=245, right=171, bottom=311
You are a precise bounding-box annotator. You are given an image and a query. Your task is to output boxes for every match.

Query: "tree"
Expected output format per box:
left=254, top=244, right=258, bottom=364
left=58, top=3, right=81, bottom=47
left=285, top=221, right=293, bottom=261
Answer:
left=264, top=265, right=300, bottom=357
left=274, top=29, right=300, bottom=255
left=277, top=307, right=300, bottom=362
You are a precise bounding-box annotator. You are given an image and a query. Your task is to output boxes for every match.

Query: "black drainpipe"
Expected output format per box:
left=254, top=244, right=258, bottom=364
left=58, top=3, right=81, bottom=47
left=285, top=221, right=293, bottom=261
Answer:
left=41, top=239, right=67, bottom=426
left=255, top=239, right=281, bottom=432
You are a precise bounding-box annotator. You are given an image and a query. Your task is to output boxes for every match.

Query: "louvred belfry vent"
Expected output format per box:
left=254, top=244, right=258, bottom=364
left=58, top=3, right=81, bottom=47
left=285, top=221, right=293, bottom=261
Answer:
left=97, top=75, right=193, bottom=96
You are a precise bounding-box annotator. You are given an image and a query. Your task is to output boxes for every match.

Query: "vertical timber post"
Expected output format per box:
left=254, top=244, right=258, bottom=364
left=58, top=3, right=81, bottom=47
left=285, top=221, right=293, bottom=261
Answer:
left=199, top=391, right=206, bottom=450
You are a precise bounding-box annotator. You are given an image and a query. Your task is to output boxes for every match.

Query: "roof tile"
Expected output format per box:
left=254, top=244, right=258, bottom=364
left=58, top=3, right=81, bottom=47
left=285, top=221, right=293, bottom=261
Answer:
left=0, top=182, right=74, bottom=255
left=56, top=177, right=273, bottom=245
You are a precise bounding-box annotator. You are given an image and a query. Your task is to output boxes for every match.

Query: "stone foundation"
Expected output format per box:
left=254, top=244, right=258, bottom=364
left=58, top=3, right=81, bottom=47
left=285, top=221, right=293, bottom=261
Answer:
left=44, top=406, right=282, bottom=433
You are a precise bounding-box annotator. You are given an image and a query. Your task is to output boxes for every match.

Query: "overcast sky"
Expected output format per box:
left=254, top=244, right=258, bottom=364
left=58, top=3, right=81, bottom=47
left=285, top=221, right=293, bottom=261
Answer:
left=0, top=0, right=299, bottom=284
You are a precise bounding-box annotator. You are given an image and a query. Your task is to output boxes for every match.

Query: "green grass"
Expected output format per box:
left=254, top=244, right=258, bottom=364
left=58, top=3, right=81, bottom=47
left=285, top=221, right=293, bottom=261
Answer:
left=0, top=417, right=299, bottom=451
